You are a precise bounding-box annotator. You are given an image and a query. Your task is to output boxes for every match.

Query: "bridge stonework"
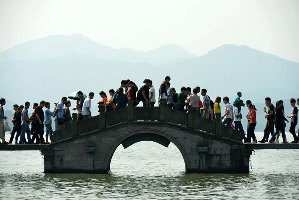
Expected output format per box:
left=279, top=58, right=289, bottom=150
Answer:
left=43, top=101, right=252, bottom=173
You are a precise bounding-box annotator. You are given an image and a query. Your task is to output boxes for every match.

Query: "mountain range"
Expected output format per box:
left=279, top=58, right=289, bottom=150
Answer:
left=1, top=34, right=299, bottom=132
left=1, top=34, right=298, bottom=104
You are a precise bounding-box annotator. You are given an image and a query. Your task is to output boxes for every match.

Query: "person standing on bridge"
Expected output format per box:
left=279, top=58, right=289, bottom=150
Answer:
left=113, top=88, right=128, bottom=110
left=149, top=80, right=156, bottom=107
left=259, top=97, right=275, bottom=143
left=185, top=88, right=200, bottom=109
left=269, top=100, right=288, bottom=144
left=73, top=91, right=85, bottom=121
left=20, top=102, right=32, bottom=144
left=214, top=97, right=221, bottom=120
left=82, top=92, right=94, bottom=120
left=222, top=97, right=234, bottom=127
left=9, top=104, right=22, bottom=144
left=30, top=103, right=39, bottom=144
left=177, top=87, right=187, bottom=111
left=201, top=89, right=210, bottom=119
left=127, top=81, right=138, bottom=107
left=159, top=76, right=170, bottom=106
left=35, top=101, right=45, bottom=144
left=44, top=102, right=54, bottom=144
left=0, top=98, right=8, bottom=145
left=138, top=79, right=151, bottom=107
left=287, top=98, right=298, bottom=143
left=106, top=89, right=116, bottom=112
left=246, top=104, right=257, bottom=143
left=234, top=101, right=246, bottom=140
left=54, top=97, right=67, bottom=130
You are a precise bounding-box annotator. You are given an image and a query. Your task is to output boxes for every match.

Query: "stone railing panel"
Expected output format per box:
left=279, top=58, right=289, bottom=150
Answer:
left=106, top=108, right=128, bottom=127
left=77, top=115, right=101, bottom=135
left=134, top=107, right=160, bottom=121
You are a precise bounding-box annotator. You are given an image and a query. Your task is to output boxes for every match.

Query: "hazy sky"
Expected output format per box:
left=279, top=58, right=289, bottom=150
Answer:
left=0, top=0, right=299, bottom=62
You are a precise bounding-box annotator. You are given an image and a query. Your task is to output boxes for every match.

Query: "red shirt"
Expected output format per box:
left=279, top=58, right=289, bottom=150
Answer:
left=249, top=109, right=256, bottom=124
left=198, top=100, right=203, bottom=108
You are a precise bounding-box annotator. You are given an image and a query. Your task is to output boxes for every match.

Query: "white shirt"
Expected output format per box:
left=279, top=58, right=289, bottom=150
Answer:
left=149, top=86, right=156, bottom=102
left=82, top=98, right=91, bottom=116
left=187, top=94, right=200, bottom=107
left=224, top=103, right=234, bottom=119
left=234, top=107, right=242, bottom=122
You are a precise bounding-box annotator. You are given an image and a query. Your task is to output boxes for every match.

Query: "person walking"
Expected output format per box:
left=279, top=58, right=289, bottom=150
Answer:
left=246, top=104, right=257, bottom=143
left=159, top=76, right=171, bottom=105
left=185, top=88, right=200, bottom=109
left=19, top=102, right=32, bottom=144
left=54, top=97, right=67, bottom=130
left=177, top=87, right=187, bottom=111
left=221, top=97, right=234, bottom=127
left=113, top=88, right=128, bottom=110
left=35, top=101, right=46, bottom=144
left=259, top=97, right=275, bottom=143
left=107, top=89, right=116, bottom=112
left=44, top=102, right=54, bottom=144
left=0, top=98, right=8, bottom=144
left=64, top=101, right=72, bottom=125
left=73, top=91, right=85, bottom=121
left=214, top=97, right=221, bottom=120
left=82, top=92, right=94, bottom=120
left=287, top=98, right=298, bottom=143
left=269, top=100, right=288, bottom=144
left=234, top=101, right=246, bottom=140
left=98, top=91, right=108, bottom=112
left=149, top=80, right=156, bottom=107
left=9, top=104, right=22, bottom=144
left=127, top=81, right=138, bottom=106
left=201, top=89, right=210, bottom=118
left=30, top=103, right=39, bottom=144
left=138, top=79, right=151, bottom=107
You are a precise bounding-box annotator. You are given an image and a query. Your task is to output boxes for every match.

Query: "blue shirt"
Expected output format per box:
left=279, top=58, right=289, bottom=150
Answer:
left=21, top=109, right=29, bottom=125
left=55, top=102, right=64, bottom=120
left=45, top=109, right=53, bottom=123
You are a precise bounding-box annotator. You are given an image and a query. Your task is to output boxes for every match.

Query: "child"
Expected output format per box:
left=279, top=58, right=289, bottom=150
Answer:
left=287, top=98, right=298, bottom=143
left=107, top=89, right=116, bottom=112
left=44, top=102, right=54, bottom=144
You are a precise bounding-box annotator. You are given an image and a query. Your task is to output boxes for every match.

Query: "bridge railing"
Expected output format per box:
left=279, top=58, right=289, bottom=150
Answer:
left=51, top=100, right=242, bottom=143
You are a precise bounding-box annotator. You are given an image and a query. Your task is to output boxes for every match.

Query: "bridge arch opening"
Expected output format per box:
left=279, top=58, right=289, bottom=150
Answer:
left=109, top=133, right=186, bottom=175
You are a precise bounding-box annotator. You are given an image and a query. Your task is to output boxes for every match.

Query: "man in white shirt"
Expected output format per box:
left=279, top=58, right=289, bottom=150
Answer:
left=186, top=88, right=200, bottom=108
left=201, top=89, right=210, bottom=118
left=82, top=92, right=94, bottom=120
left=234, top=104, right=245, bottom=139
left=149, top=80, right=156, bottom=107
left=222, top=96, right=234, bottom=127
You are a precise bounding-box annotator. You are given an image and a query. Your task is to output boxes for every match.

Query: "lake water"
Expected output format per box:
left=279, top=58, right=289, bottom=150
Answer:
left=0, top=132, right=299, bottom=199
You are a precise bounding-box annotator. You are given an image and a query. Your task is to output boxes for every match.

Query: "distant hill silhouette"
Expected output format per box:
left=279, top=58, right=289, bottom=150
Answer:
left=1, top=34, right=298, bottom=106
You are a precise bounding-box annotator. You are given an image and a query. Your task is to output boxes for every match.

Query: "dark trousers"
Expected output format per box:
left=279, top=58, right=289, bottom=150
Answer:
left=31, top=125, right=39, bottom=144
left=289, top=122, right=298, bottom=142
left=150, top=102, right=155, bottom=107
left=262, top=121, right=275, bottom=141
left=167, top=103, right=174, bottom=109
left=9, top=125, right=21, bottom=144
left=34, top=124, right=45, bottom=144
left=234, top=121, right=246, bottom=139
left=270, top=125, right=287, bottom=142
left=178, top=104, right=185, bottom=111
left=247, top=123, right=257, bottom=142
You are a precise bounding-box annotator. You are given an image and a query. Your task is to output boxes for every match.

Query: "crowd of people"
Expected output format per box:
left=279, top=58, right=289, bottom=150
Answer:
left=0, top=76, right=298, bottom=145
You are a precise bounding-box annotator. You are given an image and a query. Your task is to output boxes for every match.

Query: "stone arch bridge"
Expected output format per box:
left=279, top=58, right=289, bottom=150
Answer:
left=42, top=101, right=252, bottom=173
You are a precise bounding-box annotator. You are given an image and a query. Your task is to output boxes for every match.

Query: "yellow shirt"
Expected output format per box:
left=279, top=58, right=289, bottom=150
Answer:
left=214, top=102, right=221, bottom=113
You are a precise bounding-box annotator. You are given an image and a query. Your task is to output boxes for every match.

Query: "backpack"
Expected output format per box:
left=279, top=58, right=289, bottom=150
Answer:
left=137, top=87, right=144, bottom=102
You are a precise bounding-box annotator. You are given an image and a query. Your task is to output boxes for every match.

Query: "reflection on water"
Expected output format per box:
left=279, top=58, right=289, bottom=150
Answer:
left=1, top=133, right=299, bottom=199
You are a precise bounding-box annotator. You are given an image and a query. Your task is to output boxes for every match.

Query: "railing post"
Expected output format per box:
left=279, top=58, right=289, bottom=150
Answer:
left=72, top=113, right=78, bottom=138
left=215, top=118, right=222, bottom=137
left=159, top=99, right=166, bottom=122
left=187, top=106, right=197, bottom=130
left=99, top=106, right=106, bottom=129
left=127, top=99, right=134, bottom=122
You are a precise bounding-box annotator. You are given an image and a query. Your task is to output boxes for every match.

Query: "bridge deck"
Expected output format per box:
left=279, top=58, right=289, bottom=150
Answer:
left=245, top=143, right=299, bottom=150
left=0, top=144, right=49, bottom=151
